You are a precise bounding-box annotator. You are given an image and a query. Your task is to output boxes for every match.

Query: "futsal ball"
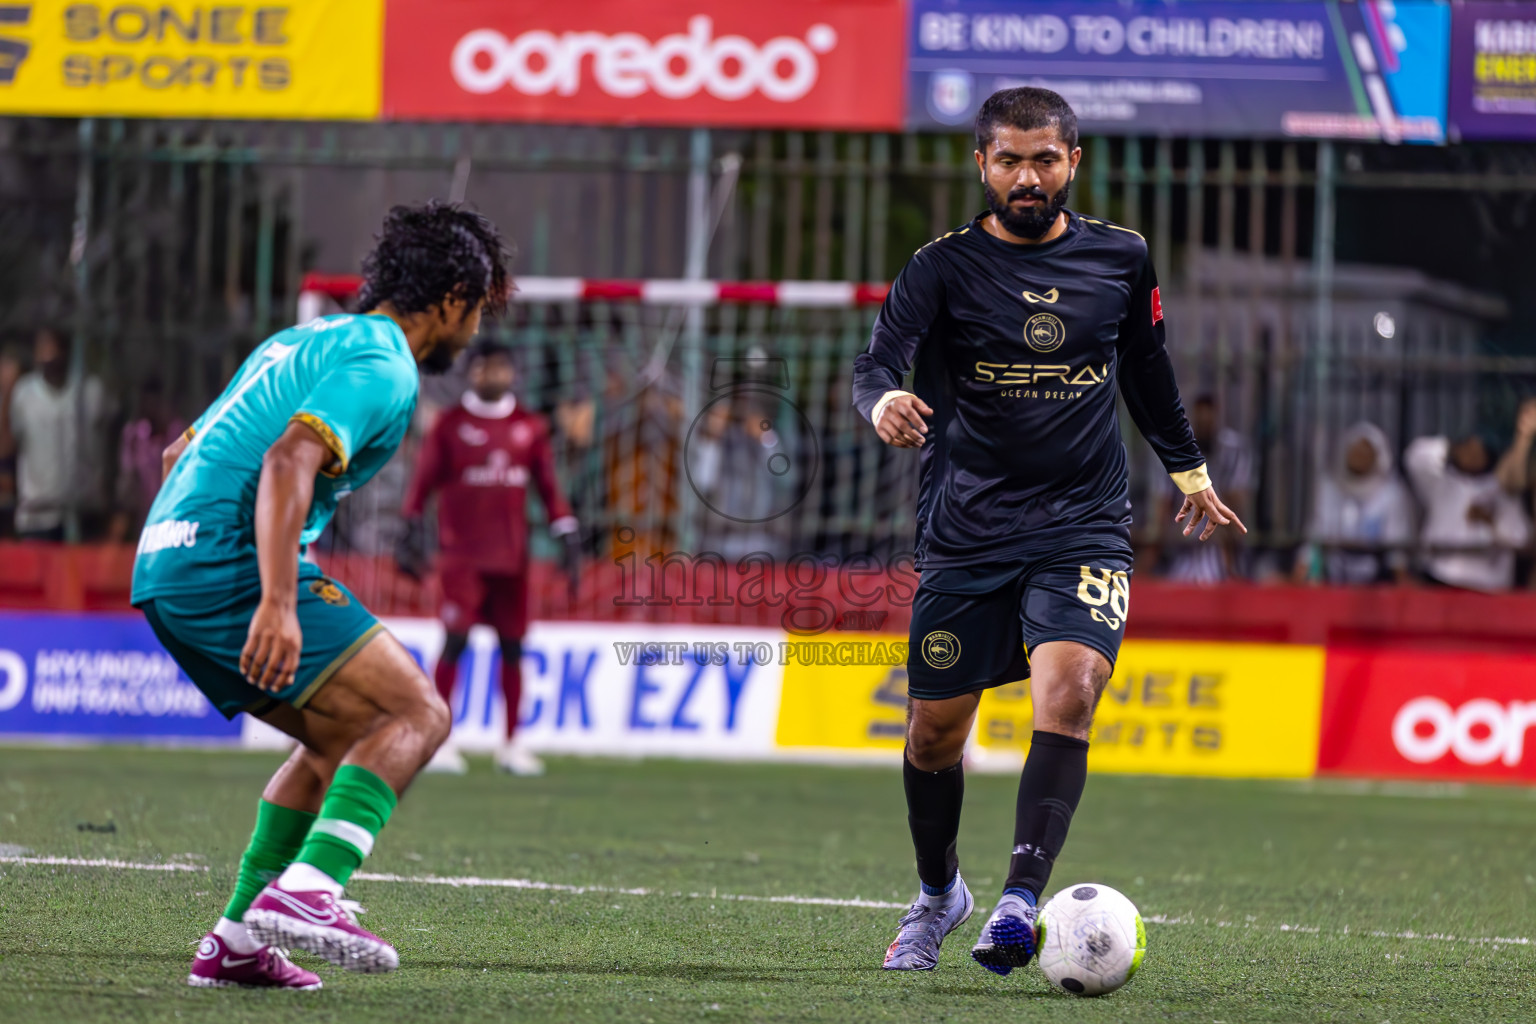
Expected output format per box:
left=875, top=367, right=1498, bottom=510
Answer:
left=1036, top=883, right=1146, bottom=997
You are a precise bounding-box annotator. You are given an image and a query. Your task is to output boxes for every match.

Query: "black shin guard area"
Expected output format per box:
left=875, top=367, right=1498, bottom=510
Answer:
left=1005, top=730, right=1090, bottom=896
left=904, top=753, right=964, bottom=891
left=441, top=632, right=470, bottom=664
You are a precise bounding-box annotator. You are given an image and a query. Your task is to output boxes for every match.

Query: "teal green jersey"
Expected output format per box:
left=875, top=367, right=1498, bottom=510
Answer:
left=132, top=314, right=419, bottom=603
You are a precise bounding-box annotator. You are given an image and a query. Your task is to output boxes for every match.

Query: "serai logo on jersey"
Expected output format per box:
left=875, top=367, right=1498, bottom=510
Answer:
left=1023, top=287, right=1059, bottom=304
left=137, top=519, right=200, bottom=555
left=451, top=16, right=837, bottom=103
left=464, top=449, right=530, bottom=488
left=1024, top=312, right=1066, bottom=353
left=974, top=362, right=1108, bottom=402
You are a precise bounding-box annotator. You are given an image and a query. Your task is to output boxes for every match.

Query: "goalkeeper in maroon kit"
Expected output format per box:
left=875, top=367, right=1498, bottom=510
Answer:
left=399, top=338, right=578, bottom=775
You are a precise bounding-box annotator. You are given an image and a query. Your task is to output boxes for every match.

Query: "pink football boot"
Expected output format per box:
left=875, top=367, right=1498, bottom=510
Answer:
left=187, top=931, right=322, bottom=990
left=243, top=885, right=398, bottom=973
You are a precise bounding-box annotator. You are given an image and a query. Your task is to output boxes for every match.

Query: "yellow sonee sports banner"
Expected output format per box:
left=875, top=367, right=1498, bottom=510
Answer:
left=0, top=2, right=381, bottom=119
left=776, top=637, right=1325, bottom=779
left=975, top=641, right=1325, bottom=778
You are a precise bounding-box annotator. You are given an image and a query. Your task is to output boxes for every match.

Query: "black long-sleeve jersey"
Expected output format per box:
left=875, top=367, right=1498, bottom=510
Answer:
left=853, top=210, right=1208, bottom=569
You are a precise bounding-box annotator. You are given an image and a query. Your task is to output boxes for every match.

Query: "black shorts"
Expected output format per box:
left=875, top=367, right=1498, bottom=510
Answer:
left=906, top=541, right=1132, bottom=702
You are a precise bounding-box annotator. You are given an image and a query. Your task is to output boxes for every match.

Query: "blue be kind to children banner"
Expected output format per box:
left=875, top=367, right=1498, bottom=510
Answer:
left=908, top=0, right=1449, bottom=142
left=0, top=613, right=241, bottom=742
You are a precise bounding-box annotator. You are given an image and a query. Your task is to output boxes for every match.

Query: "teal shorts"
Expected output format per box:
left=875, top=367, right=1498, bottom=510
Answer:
left=138, top=565, right=384, bottom=720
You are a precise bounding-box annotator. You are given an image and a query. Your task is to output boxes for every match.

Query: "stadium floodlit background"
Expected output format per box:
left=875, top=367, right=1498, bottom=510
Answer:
left=3, top=2, right=1536, bottom=1022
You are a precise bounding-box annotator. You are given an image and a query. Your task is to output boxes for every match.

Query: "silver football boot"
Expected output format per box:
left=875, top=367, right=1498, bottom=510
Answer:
left=881, top=875, right=976, bottom=971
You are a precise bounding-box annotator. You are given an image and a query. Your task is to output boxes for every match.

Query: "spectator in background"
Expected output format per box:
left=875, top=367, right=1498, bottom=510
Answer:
left=689, top=393, right=792, bottom=561
left=1495, top=398, right=1536, bottom=578
left=1293, top=422, right=1414, bottom=585
left=8, top=327, right=111, bottom=541
left=1406, top=432, right=1530, bottom=591
left=1150, top=394, right=1254, bottom=583
left=109, top=377, right=185, bottom=542
left=0, top=342, right=22, bottom=536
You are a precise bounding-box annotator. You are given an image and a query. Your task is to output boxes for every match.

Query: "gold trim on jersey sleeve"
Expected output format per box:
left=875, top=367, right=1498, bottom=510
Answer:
left=182, top=426, right=196, bottom=442
left=914, top=226, right=971, bottom=255
left=1080, top=217, right=1146, bottom=241
left=871, top=390, right=916, bottom=428
left=1170, top=464, right=1212, bottom=495
left=291, top=412, right=349, bottom=478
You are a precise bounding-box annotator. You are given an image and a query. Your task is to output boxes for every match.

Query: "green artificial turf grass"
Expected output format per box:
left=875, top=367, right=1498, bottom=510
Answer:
left=2, top=747, right=1533, bottom=1023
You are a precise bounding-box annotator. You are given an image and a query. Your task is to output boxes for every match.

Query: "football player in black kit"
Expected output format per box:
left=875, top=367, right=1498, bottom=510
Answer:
left=854, top=87, right=1245, bottom=975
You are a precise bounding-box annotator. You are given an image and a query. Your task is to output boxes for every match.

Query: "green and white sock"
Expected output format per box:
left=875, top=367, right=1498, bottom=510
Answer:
left=224, top=799, right=317, bottom=921
left=286, top=765, right=398, bottom=889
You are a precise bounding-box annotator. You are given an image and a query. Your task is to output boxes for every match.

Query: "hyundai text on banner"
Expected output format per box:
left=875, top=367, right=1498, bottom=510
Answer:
left=0, top=613, right=241, bottom=742
left=0, top=1, right=383, bottom=119
left=908, top=0, right=1449, bottom=141
left=382, top=0, right=904, bottom=129
left=1448, top=1, right=1536, bottom=140
left=1319, top=647, right=1536, bottom=783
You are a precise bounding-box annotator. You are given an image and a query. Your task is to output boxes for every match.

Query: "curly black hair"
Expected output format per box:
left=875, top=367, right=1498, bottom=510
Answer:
left=975, top=86, right=1079, bottom=154
left=355, top=201, right=512, bottom=318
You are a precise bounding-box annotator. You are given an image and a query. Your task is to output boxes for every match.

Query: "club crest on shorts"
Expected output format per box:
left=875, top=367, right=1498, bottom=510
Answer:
left=1024, top=312, right=1065, bottom=353
left=921, top=630, right=962, bottom=670
left=309, top=579, right=350, bottom=607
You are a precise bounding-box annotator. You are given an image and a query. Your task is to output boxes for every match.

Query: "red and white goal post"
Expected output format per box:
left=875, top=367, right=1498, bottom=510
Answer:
left=298, top=273, right=891, bottom=322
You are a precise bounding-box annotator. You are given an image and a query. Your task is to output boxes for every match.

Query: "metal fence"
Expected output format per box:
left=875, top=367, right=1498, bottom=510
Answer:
left=4, top=116, right=1536, bottom=567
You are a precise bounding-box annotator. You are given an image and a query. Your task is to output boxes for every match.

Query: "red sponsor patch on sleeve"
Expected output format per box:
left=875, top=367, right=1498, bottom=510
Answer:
left=1151, top=286, right=1164, bottom=324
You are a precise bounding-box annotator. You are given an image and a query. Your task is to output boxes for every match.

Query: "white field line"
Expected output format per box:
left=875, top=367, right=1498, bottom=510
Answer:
left=351, top=870, right=907, bottom=909
left=1144, top=913, right=1532, bottom=948
left=0, top=855, right=206, bottom=872
left=4, top=856, right=1532, bottom=949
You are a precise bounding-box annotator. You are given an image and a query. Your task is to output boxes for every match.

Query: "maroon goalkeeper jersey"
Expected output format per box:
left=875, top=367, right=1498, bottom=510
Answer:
left=403, top=393, right=574, bottom=573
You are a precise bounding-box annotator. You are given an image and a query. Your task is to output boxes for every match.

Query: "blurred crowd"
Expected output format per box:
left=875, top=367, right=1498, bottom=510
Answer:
left=0, top=327, right=183, bottom=544
left=1139, top=393, right=1536, bottom=592
left=8, top=321, right=1536, bottom=594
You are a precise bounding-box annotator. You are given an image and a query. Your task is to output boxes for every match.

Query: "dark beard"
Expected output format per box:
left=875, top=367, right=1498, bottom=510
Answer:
left=420, top=343, right=458, bottom=375
left=984, top=178, right=1072, bottom=239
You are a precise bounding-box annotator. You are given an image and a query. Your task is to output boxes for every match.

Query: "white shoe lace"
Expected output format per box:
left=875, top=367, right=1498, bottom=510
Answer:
left=337, top=899, right=367, bottom=925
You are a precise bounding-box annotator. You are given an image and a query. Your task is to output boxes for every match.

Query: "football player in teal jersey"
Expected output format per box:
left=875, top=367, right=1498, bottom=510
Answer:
left=133, top=202, right=511, bottom=988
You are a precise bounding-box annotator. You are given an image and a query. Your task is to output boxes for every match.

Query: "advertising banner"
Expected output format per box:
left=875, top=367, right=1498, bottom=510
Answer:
left=0, top=612, right=240, bottom=742
left=1448, top=1, right=1536, bottom=140
left=387, top=619, right=787, bottom=759
left=0, top=1, right=383, bottom=119
left=975, top=641, right=1327, bottom=778
left=907, top=0, right=1449, bottom=141
left=381, top=0, right=905, bottom=129
left=774, top=633, right=910, bottom=757
left=1318, top=647, right=1536, bottom=783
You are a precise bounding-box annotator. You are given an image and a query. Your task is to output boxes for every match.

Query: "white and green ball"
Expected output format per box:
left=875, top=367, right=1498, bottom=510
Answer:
left=1036, top=883, right=1146, bottom=997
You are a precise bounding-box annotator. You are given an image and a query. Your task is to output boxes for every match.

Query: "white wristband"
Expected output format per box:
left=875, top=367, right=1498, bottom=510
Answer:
left=871, top=390, right=916, bottom=429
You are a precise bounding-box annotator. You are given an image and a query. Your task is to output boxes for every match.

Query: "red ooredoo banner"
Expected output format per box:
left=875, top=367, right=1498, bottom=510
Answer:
left=382, top=0, right=905, bottom=129
left=1318, top=647, right=1536, bottom=783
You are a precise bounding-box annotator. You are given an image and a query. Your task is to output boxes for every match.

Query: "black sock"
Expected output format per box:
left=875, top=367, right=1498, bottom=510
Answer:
left=1004, top=730, right=1090, bottom=899
left=903, top=751, right=964, bottom=895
